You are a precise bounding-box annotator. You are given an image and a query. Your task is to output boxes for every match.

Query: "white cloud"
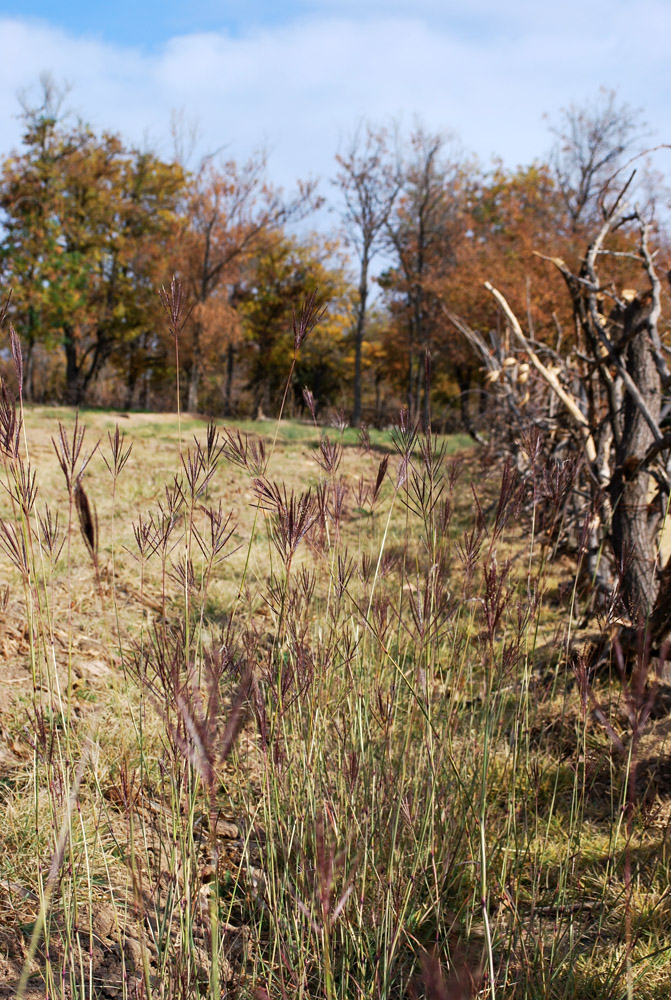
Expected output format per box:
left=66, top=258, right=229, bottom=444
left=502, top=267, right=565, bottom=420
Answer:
left=0, top=9, right=668, bottom=200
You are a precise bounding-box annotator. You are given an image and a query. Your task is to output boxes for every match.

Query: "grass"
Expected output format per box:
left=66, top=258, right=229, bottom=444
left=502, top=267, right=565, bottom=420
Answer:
left=0, top=390, right=670, bottom=1000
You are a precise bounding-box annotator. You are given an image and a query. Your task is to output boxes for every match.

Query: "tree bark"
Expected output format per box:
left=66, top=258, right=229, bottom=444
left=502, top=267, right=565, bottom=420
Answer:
left=63, top=325, right=84, bottom=406
left=351, top=257, right=369, bottom=427
left=609, top=297, right=663, bottom=617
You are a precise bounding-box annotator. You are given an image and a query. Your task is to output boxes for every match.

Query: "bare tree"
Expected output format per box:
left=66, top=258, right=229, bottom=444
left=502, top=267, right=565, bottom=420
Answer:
left=334, top=124, right=400, bottom=426
left=385, top=125, right=463, bottom=428
left=549, top=87, right=648, bottom=231
left=451, top=184, right=671, bottom=648
left=546, top=197, right=670, bottom=635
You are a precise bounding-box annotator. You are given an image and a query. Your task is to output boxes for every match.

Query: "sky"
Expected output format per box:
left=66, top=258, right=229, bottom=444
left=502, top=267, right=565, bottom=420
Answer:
left=0, top=1, right=669, bottom=200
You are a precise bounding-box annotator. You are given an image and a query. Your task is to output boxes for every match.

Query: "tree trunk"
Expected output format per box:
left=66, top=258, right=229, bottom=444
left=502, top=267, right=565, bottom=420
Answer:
left=224, top=342, right=235, bottom=416
left=421, top=352, right=430, bottom=431
left=187, top=321, right=202, bottom=413
left=125, top=364, right=137, bottom=410
left=455, top=365, right=484, bottom=444
left=63, top=325, right=84, bottom=406
left=125, top=337, right=139, bottom=410
left=24, top=339, right=35, bottom=403
left=413, top=358, right=422, bottom=423
left=351, top=258, right=369, bottom=428
left=609, top=298, right=662, bottom=618
left=141, top=369, right=150, bottom=410
left=405, top=319, right=415, bottom=419
left=375, top=373, right=382, bottom=426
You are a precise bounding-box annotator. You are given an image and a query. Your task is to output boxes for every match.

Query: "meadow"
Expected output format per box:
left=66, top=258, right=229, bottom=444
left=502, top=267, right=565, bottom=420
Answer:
left=0, top=398, right=670, bottom=1000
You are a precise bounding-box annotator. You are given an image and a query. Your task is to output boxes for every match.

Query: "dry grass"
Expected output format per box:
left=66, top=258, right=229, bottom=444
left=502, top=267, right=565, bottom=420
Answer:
left=0, top=401, right=670, bottom=1000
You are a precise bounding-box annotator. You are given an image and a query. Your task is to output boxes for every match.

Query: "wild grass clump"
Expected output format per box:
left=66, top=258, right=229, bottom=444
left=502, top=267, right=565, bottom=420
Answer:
left=0, top=290, right=670, bottom=1000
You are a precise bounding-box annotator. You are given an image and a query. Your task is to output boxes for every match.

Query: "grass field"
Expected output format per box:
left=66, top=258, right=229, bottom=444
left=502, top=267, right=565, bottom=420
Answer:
left=0, top=404, right=670, bottom=999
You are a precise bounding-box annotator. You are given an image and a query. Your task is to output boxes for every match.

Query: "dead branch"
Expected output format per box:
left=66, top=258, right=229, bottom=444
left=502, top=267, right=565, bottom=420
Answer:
left=483, top=281, right=598, bottom=464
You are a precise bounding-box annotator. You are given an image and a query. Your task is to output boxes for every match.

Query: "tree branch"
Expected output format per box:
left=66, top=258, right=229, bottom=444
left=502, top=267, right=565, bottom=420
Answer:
left=484, top=281, right=598, bottom=464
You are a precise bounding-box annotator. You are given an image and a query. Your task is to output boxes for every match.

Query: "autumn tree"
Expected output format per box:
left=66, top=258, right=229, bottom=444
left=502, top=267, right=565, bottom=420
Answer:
left=416, top=162, right=570, bottom=438
left=0, top=85, right=185, bottom=404
left=436, top=92, right=652, bottom=441
left=178, top=154, right=319, bottom=414
left=334, top=124, right=400, bottom=426
left=239, top=233, right=352, bottom=418
left=0, top=78, right=67, bottom=399
left=458, top=164, right=571, bottom=326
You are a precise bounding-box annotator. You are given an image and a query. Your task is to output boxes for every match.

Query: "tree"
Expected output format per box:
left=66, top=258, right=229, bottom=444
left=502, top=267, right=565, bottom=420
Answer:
left=334, top=124, right=400, bottom=426
left=549, top=88, right=648, bottom=232
left=0, top=86, right=185, bottom=404
left=178, top=155, right=319, bottom=414
left=430, top=162, right=571, bottom=438
left=383, top=126, right=465, bottom=428
left=0, top=77, right=67, bottom=399
left=452, top=186, right=671, bottom=647
left=239, top=234, right=352, bottom=418
left=547, top=201, right=670, bottom=634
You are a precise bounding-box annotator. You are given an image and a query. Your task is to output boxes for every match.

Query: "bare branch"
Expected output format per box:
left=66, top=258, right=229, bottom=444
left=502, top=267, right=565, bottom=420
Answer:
left=484, top=281, right=598, bottom=464
left=639, top=219, right=670, bottom=385
left=538, top=205, right=667, bottom=447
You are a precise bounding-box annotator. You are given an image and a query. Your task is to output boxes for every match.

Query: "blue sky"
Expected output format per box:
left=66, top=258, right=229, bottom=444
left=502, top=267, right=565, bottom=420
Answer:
left=0, top=2, right=519, bottom=47
left=0, top=1, right=669, bottom=199
left=1, top=1, right=278, bottom=46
